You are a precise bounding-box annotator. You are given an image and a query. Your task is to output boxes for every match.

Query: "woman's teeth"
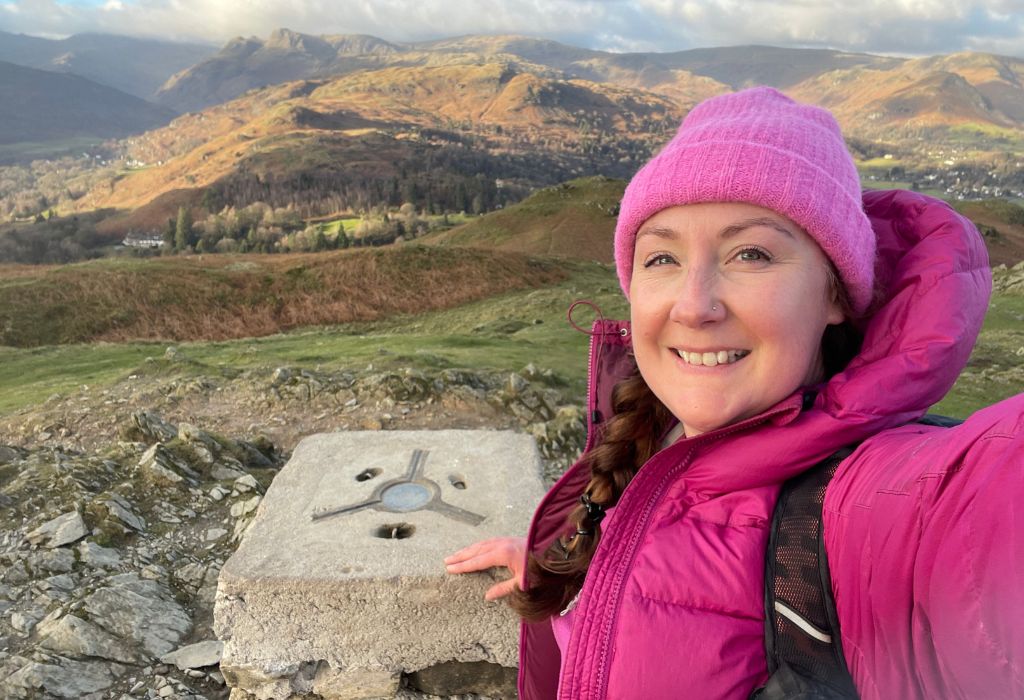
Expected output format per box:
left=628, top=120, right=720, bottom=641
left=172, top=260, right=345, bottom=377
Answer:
left=675, top=349, right=749, bottom=366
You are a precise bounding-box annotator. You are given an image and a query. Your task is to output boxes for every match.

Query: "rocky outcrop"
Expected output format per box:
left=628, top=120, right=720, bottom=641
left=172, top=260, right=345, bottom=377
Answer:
left=0, top=364, right=587, bottom=699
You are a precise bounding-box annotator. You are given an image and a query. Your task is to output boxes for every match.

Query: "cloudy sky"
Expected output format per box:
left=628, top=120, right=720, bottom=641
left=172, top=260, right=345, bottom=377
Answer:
left=1, top=0, right=1023, bottom=57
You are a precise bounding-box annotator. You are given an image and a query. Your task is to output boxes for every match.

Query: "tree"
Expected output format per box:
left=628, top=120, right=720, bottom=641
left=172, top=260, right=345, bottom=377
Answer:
left=174, top=206, right=193, bottom=252
left=163, top=218, right=176, bottom=251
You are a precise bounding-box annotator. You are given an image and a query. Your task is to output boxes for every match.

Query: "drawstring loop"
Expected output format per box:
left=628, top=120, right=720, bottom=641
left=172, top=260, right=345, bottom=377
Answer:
left=567, top=299, right=606, bottom=335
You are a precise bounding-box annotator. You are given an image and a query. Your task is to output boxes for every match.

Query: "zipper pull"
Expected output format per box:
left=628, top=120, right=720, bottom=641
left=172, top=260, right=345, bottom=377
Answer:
left=560, top=591, right=581, bottom=616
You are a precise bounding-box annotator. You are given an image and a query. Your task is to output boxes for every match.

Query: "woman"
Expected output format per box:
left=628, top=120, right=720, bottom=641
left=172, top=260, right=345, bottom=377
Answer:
left=445, top=87, right=1024, bottom=698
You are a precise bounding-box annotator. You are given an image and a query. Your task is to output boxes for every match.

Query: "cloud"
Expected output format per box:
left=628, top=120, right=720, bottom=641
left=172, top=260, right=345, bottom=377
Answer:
left=0, top=0, right=1021, bottom=57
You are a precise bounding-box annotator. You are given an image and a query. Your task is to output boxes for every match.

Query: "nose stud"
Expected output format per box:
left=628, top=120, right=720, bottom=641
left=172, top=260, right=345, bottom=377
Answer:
left=712, top=305, right=718, bottom=311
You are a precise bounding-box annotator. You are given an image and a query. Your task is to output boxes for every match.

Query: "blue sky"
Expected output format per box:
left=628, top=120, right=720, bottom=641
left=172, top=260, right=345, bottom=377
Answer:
left=2, top=0, right=1023, bottom=57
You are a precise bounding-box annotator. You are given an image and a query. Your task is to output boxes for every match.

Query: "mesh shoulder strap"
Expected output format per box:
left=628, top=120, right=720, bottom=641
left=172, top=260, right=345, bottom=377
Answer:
left=752, top=414, right=961, bottom=700
left=752, top=447, right=858, bottom=700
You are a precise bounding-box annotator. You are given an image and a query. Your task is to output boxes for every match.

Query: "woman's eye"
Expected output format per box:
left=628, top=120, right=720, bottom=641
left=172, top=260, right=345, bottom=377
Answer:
left=643, top=253, right=676, bottom=267
left=735, top=247, right=771, bottom=263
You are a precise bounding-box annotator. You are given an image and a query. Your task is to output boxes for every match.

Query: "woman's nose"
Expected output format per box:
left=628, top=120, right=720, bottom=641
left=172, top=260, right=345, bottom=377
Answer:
left=668, top=267, right=725, bottom=326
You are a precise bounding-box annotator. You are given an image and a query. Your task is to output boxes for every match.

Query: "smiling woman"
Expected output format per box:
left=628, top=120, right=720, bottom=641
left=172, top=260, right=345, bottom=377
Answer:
left=446, top=87, right=1024, bottom=700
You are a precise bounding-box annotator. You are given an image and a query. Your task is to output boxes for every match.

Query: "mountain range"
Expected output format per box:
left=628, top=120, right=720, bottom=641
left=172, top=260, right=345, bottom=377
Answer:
left=3, top=28, right=1024, bottom=238
left=0, top=31, right=214, bottom=100
left=0, top=60, right=176, bottom=145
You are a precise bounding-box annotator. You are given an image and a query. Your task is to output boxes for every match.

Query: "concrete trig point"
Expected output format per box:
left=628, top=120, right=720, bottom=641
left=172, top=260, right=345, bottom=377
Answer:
left=215, top=430, right=547, bottom=700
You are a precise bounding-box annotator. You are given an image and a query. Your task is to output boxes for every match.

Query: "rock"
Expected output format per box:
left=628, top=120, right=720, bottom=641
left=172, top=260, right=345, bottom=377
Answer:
left=205, top=528, right=228, bottom=542
left=101, top=494, right=147, bottom=532
left=209, top=486, right=230, bottom=502
left=358, top=417, right=383, bottom=430
left=138, top=444, right=199, bottom=486
left=128, top=412, right=178, bottom=443
left=229, top=496, right=261, bottom=519
left=406, top=660, right=518, bottom=697
left=271, top=367, right=292, bottom=386
left=507, top=372, right=529, bottom=395
left=30, top=548, right=76, bottom=574
left=0, top=445, right=26, bottom=464
left=82, top=573, right=192, bottom=658
left=42, top=573, right=75, bottom=591
left=26, top=510, right=88, bottom=548
left=212, top=463, right=247, bottom=481
left=38, top=614, right=142, bottom=664
left=1, top=656, right=125, bottom=698
left=11, top=610, right=40, bottom=634
left=232, top=474, right=259, bottom=494
left=160, top=640, right=223, bottom=670
left=78, top=541, right=123, bottom=569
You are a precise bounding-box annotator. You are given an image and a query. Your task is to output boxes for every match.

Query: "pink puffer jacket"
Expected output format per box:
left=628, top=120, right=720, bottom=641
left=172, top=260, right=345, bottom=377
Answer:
left=518, top=190, right=1024, bottom=699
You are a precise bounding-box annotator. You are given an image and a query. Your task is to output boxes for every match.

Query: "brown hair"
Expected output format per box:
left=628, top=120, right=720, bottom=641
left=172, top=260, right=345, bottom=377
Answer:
left=510, top=371, right=674, bottom=621
left=510, top=264, right=861, bottom=622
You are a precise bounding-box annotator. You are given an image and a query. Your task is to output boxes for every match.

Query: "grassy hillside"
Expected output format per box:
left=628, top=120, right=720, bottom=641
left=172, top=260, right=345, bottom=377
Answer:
left=422, top=176, right=625, bottom=262
left=0, top=245, right=567, bottom=347
left=0, top=260, right=627, bottom=414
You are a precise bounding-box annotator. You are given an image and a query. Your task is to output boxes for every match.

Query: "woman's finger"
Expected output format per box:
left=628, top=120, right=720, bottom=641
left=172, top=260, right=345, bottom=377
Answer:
left=444, top=546, right=511, bottom=574
left=484, top=578, right=519, bottom=601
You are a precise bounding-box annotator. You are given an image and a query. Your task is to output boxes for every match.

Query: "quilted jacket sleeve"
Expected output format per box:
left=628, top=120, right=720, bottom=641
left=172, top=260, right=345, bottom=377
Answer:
left=823, top=394, right=1024, bottom=700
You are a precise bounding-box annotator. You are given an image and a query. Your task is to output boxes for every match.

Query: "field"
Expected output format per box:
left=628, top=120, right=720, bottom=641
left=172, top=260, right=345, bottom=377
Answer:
left=0, top=257, right=625, bottom=414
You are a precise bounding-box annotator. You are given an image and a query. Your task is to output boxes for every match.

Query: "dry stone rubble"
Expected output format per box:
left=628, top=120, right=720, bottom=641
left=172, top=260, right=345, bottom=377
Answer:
left=0, top=363, right=587, bottom=699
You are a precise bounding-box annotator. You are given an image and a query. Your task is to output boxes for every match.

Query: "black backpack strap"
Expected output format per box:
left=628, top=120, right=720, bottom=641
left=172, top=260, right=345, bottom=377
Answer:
left=752, top=446, right=858, bottom=700
left=752, top=413, right=962, bottom=700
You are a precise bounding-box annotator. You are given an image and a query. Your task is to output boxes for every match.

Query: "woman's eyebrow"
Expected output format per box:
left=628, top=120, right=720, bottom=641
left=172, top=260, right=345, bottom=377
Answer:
left=720, top=217, right=796, bottom=239
left=636, top=225, right=677, bottom=240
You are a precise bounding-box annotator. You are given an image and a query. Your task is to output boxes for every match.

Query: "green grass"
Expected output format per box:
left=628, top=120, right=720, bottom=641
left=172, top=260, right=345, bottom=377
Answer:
left=0, top=262, right=626, bottom=414
left=0, top=136, right=106, bottom=162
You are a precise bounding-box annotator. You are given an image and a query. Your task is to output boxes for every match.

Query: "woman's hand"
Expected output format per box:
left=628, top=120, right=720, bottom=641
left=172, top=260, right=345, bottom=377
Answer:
left=444, top=536, right=527, bottom=601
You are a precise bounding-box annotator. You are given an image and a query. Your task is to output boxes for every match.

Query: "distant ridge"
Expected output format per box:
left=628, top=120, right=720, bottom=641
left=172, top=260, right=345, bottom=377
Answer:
left=0, top=31, right=215, bottom=100
left=0, top=60, right=176, bottom=146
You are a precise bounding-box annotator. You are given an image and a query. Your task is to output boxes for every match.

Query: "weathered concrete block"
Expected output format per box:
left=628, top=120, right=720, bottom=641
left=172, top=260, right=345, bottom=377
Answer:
left=215, top=430, right=546, bottom=700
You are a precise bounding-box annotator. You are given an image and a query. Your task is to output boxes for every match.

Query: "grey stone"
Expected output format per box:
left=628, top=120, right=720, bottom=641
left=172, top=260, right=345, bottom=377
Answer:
left=215, top=430, right=544, bottom=700
left=103, top=495, right=147, bottom=532
left=38, top=613, right=142, bottom=664
left=1, top=655, right=125, bottom=698
left=0, top=445, right=26, bottom=464
left=229, top=495, right=261, bottom=518
left=138, top=444, right=200, bottom=486
left=232, top=474, right=260, bottom=493
left=130, top=411, right=178, bottom=443
left=31, top=548, right=76, bottom=573
left=27, top=510, right=88, bottom=548
left=212, top=463, right=247, bottom=481
left=78, top=541, right=123, bottom=569
left=11, top=610, right=40, bottom=633
left=406, top=659, right=518, bottom=697
left=42, top=574, right=75, bottom=591
left=160, top=640, right=223, bottom=670
left=205, top=528, right=228, bottom=542
left=83, top=573, right=192, bottom=657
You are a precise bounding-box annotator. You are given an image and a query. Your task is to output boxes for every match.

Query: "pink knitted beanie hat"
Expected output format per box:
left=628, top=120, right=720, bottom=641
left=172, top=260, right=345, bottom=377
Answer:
left=614, top=87, right=876, bottom=314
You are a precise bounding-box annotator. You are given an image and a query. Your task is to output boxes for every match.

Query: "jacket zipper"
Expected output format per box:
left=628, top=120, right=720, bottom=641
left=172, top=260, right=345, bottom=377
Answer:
left=584, top=406, right=799, bottom=700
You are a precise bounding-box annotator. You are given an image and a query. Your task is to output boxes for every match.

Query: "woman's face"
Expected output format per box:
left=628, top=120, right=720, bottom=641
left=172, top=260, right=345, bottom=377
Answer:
left=629, top=202, right=843, bottom=438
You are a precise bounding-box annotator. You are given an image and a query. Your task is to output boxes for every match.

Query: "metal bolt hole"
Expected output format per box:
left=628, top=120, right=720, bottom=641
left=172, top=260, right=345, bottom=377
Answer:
left=356, top=468, right=383, bottom=482
left=448, top=474, right=467, bottom=490
left=374, top=523, right=416, bottom=539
